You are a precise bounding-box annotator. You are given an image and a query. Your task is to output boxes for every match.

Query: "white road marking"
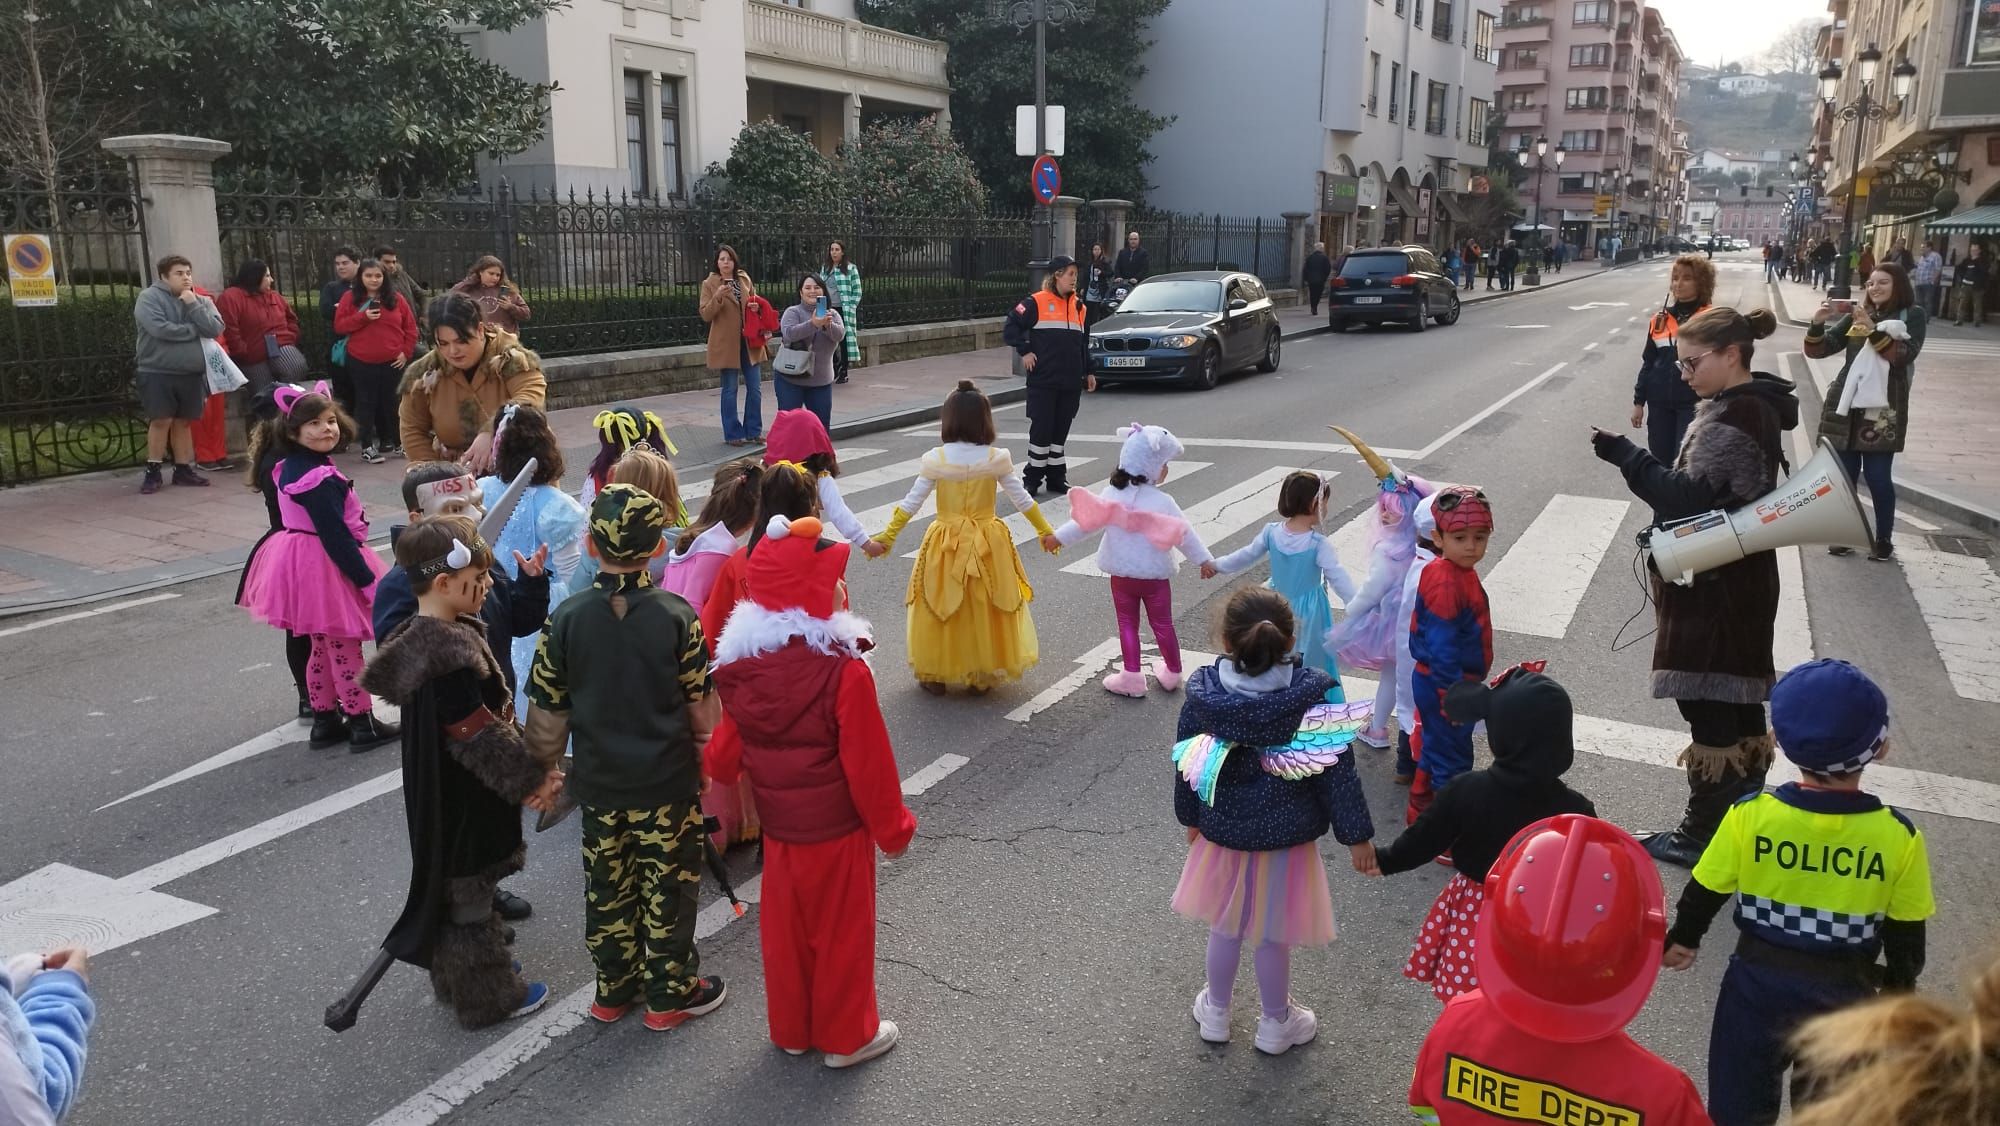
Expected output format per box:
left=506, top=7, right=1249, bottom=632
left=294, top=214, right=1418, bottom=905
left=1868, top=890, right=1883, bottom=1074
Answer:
left=97, top=720, right=305, bottom=810
left=120, top=770, right=402, bottom=890
left=1569, top=302, right=1631, bottom=310
left=1414, top=363, right=1568, bottom=459
left=1627, top=315, right=1641, bottom=323
left=1005, top=638, right=1124, bottom=722
left=1483, top=495, right=1631, bottom=638
left=901, top=753, right=971, bottom=797
left=887, top=457, right=1125, bottom=559
left=1606, top=327, right=1624, bottom=337
left=0, top=592, right=180, bottom=639
left=1503, top=324, right=1551, bottom=329
left=1326, top=511, right=1376, bottom=610
left=1898, top=512, right=1942, bottom=533
left=1062, top=466, right=1300, bottom=578
left=239, top=662, right=272, bottom=673
left=1774, top=420, right=1816, bottom=672
left=1893, top=532, right=2000, bottom=703
left=1582, top=342, right=1600, bottom=351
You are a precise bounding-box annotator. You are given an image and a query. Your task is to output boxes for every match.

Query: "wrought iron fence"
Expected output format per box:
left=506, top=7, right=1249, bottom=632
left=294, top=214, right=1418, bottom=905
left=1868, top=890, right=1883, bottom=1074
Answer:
left=1072, top=206, right=1290, bottom=284
left=0, top=168, right=150, bottom=486
left=215, top=177, right=1036, bottom=366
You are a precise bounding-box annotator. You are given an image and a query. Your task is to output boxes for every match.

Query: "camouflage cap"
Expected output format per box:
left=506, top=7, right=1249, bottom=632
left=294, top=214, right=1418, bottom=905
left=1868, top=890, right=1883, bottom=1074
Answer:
left=589, top=482, right=667, bottom=562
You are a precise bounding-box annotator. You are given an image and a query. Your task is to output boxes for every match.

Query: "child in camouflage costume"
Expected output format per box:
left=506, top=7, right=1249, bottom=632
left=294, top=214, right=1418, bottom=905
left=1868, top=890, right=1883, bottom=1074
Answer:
left=524, top=483, right=729, bottom=1030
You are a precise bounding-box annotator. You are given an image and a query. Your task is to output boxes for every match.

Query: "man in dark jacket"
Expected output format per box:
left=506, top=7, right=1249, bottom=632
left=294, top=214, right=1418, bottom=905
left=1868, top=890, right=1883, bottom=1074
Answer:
left=373, top=461, right=551, bottom=923
left=320, top=246, right=360, bottom=410
left=1004, top=256, right=1095, bottom=495
left=1497, top=242, right=1520, bottom=291
left=1112, top=231, right=1150, bottom=282
left=1301, top=242, right=1333, bottom=314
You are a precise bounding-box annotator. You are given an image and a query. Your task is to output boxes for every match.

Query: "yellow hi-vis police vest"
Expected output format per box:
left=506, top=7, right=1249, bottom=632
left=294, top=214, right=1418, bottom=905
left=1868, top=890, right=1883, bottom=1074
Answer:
left=1692, top=787, right=1934, bottom=953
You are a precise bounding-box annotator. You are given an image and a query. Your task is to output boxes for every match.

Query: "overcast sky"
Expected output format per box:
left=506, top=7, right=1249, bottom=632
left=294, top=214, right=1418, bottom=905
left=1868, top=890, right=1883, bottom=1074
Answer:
left=1647, top=0, right=1829, bottom=70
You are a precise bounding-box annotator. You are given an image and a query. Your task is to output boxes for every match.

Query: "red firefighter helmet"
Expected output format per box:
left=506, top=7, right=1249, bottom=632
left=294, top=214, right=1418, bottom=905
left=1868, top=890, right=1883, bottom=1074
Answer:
left=1474, top=814, right=1667, bottom=1043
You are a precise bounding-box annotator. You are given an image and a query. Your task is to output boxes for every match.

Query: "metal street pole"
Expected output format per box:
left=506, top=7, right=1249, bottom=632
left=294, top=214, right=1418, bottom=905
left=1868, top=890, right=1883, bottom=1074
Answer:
left=1820, top=45, right=1915, bottom=300
left=1030, top=0, right=1049, bottom=288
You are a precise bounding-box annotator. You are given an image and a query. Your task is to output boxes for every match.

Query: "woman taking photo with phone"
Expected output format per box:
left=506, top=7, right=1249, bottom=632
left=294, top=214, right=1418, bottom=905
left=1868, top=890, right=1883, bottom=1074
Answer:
left=333, top=257, right=418, bottom=464
left=450, top=255, right=533, bottom=337
left=1589, top=307, right=1799, bottom=869
left=775, top=273, right=845, bottom=431
left=1805, top=261, right=1926, bottom=562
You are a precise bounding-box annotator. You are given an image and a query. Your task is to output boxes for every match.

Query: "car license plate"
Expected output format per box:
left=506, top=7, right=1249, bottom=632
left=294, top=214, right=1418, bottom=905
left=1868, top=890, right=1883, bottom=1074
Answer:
left=1106, top=356, right=1146, bottom=367
left=1354, top=296, right=1383, bottom=304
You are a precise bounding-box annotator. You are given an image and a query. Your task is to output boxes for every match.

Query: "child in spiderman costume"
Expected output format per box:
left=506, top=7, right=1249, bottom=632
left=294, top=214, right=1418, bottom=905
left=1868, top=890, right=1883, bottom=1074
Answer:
left=1406, top=485, right=1496, bottom=823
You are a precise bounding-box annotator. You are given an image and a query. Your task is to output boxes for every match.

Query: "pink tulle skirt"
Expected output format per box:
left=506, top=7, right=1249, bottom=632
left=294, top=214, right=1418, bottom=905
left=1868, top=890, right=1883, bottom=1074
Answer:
left=1404, top=873, right=1485, bottom=1002
left=237, top=530, right=385, bottom=640
left=1172, top=837, right=1336, bottom=947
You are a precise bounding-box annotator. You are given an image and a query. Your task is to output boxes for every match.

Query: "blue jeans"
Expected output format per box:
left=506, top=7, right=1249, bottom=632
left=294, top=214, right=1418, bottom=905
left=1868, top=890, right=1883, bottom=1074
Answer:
left=773, top=378, right=832, bottom=432
left=1839, top=450, right=1896, bottom=543
left=718, top=351, right=763, bottom=443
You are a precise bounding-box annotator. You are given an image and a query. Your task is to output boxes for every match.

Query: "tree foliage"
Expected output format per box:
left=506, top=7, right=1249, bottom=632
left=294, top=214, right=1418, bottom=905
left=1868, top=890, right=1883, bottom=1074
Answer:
left=0, top=0, right=135, bottom=185
left=25, top=0, right=565, bottom=191
left=697, top=118, right=987, bottom=215
left=1761, top=18, right=1826, bottom=76
left=856, top=0, right=1174, bottom=205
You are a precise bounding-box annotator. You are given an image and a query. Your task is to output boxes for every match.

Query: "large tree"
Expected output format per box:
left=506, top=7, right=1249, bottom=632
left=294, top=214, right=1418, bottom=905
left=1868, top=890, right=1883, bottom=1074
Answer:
left=26, top=0, right=565, bottom=191
left=1761, top=18, right=1826, bottom=77
left=857, top=0, right=1173, bottom=206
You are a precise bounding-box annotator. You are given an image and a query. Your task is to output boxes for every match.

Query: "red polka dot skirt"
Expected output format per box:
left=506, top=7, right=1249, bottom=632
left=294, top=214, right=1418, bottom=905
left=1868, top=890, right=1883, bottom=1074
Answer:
left=1403, top=873, right=1484, bottom=1003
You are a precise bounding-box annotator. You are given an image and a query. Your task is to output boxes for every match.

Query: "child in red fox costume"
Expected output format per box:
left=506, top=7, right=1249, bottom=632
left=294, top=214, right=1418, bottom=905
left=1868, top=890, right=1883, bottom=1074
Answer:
left=705, top=514, right=917, bottom=1068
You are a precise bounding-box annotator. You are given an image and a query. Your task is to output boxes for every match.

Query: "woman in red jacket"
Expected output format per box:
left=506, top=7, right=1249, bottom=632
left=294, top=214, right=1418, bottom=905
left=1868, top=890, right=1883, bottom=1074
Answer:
left=214, top=259, right=307, bottom=392
left=332, top=257, right=419, bottom=463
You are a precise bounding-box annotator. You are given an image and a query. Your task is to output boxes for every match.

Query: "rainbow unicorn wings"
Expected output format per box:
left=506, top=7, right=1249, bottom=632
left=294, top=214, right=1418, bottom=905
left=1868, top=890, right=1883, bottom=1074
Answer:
left=1173, top=701, right=1374, bottom=804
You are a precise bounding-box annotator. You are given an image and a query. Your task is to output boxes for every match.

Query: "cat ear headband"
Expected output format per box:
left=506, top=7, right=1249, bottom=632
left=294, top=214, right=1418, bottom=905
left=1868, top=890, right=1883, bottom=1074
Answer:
left=272, top=380, right=333, bottom=417
left=414, top=537, right=484, bottom=578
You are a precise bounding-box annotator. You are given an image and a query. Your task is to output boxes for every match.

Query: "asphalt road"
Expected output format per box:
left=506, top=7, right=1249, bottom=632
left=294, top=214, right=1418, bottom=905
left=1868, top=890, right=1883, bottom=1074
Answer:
left=5, top=252, right=1994, bottom=1126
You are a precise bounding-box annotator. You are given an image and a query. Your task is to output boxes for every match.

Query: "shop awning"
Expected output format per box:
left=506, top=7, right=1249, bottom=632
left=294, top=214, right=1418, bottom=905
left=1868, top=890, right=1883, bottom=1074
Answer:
left=1927, top=205, right=2000, bottom=234
left=1866, top=209, right=1938, bottom=231
left=1388, top=180, right=1423, bottom=217
left=1437, top=192, right=1475, bottom=225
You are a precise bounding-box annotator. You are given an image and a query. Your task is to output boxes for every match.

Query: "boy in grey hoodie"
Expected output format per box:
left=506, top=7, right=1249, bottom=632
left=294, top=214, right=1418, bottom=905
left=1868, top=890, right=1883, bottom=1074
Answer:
left=132, top=254, right=226, bottom=493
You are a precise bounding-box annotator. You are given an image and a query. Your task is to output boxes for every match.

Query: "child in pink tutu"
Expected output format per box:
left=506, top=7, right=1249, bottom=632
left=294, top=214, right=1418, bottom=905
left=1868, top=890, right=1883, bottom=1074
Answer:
left=1366, top=664, right=1594, bottom=1004
left=237, top=381, right=398, bottom=752
left=662, top=458, right=765, bottom=846
left=1172, top=587, right=1377, bottom=1056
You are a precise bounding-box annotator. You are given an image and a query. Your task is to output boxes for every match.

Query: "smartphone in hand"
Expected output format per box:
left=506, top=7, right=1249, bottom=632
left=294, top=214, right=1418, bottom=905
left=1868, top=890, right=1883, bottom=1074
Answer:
left=816, top=295, right=829, bottom=317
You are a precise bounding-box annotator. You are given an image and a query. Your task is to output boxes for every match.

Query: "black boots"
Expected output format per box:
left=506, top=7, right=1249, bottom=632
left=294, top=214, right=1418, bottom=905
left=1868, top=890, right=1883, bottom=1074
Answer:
left=1641, top=736, right=1774, bottom=869
left=1868, top=539, right=1895, bottom=562
left=347, top=711, right=400, bottom=753
left=308, top=709, right=349, bottom=749
left=1022, top=467, right=1045, bottom=497
left=297, top=689, right=313, bottom=720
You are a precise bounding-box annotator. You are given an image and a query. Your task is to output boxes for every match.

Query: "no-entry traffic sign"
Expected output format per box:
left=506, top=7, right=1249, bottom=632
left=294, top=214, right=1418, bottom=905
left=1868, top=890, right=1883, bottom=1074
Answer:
left=1030, top=155, right=1061, bottom=206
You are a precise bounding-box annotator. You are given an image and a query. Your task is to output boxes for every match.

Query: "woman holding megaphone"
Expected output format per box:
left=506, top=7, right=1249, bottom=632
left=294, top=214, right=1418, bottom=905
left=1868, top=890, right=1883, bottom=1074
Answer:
left=1589, top=307, right=1802, bottom=869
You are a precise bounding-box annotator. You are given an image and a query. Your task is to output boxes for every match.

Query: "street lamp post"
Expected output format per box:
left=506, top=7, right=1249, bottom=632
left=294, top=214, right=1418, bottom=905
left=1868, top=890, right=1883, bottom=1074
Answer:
left=1518, top=137, right=1565, bottom=285
left=1819, top=44, right=1917, bottom=299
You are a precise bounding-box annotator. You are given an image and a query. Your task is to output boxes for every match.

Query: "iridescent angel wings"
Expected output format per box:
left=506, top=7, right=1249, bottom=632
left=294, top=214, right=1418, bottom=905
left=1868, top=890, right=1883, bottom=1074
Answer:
left=1173, top=701, right=1373, bottom=804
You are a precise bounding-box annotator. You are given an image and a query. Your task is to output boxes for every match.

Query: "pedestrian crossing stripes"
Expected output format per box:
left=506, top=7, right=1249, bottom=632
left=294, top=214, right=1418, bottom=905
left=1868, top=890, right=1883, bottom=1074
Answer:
left=1893, top=532, right=2000, bottom=703
left=678, top=448, right=885, bottom=504
left=1060, top=466, right=1301, bottom=578
left=1484, top=496, right=1631, bottom=638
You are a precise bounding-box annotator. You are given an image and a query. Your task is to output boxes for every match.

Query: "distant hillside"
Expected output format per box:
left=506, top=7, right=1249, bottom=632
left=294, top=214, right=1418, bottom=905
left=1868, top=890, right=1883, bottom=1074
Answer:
left=1677, top=81, right=1813, bottom=160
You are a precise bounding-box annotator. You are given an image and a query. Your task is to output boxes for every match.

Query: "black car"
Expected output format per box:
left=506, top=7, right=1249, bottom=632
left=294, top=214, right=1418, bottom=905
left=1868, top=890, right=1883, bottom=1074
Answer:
left=1325, top=246, right=1461, bottom=332
left=1088, top=271, right=1282, bottom=391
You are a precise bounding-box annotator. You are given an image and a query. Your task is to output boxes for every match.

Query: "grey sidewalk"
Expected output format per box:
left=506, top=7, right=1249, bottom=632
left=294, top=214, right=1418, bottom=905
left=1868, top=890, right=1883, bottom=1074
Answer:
left=1769, top=275, right=2000, bottom=535
left=0, top=263, right=1621, bottom=615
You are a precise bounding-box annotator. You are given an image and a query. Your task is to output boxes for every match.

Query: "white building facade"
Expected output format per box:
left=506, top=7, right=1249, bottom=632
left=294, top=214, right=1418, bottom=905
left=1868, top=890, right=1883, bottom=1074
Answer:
left=1133, top=0, right=1500, bottom=254
left=462, top=0, right=950, bottom=196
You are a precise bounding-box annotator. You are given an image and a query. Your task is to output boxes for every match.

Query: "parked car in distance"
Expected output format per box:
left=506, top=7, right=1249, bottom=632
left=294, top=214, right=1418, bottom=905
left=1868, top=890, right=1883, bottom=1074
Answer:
left=1087, top=270, right=1281, bottom=391
left=1325, top=246, right=1461, bottom=333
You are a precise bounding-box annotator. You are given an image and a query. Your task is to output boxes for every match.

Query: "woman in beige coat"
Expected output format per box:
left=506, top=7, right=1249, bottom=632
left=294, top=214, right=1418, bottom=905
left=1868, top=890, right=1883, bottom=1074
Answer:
left=700, top=245, right=771, bottom=446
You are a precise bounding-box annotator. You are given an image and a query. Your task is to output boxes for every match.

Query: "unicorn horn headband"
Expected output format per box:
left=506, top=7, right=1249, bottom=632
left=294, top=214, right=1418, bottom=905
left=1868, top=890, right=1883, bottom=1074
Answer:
left=1328, top=425, right=1394, bottom=482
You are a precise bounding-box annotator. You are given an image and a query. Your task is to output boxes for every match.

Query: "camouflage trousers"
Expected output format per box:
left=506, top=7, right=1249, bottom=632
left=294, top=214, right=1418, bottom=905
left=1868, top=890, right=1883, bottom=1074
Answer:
left=581, top=802, right=705, bottom=1011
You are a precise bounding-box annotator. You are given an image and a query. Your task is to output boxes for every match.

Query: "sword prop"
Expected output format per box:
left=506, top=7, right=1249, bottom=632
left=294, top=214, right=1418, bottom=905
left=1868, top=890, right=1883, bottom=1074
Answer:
left=324, top=948, right=393, bottom=1033
left=702, top=816, right=746, bottom=917
left=477, top=457, right=537, bottom=544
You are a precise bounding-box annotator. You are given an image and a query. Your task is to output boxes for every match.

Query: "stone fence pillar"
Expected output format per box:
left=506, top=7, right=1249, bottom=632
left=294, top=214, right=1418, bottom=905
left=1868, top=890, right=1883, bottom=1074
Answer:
left=1282, top=211, right=1311, bottom=290
left=1051, top=196, right=1083, bottom=262
left=101, top=134, right=233, bottom=290
left=1090, top=198, right=1133, bottom=255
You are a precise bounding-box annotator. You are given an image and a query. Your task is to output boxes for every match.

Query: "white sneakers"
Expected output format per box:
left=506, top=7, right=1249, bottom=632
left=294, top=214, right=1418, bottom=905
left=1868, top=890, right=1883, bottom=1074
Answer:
left=1253, top=1002, right=1319, bottom=1056
left=824, top=1020, right=900, bottom=1069
left=1191, top=987, right=1232, bottom=1043
left=1193, top=990, right=1319, bottom=1055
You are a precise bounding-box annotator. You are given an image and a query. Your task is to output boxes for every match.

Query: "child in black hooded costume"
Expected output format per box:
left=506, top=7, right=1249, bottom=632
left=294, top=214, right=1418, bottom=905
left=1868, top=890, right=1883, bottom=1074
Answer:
left=1371, top=665, right=1596, bottom=1004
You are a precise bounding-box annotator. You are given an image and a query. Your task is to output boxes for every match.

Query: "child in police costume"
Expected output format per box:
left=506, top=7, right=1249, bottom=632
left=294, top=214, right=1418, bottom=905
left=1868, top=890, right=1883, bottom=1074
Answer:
left=1663, top=658, right=1934, bottom=1126
left=523, top=484, right=729, bottom=1031
left=1409, top=814, right=1709, bottom=1125
left=360, top=516, right=564, bottom=1028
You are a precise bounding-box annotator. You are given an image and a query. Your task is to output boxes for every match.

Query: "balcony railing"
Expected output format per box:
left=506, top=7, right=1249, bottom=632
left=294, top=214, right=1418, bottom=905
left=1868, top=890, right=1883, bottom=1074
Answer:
left=1503, top=67, right=1551, bottom=88
left=744, top=0, right=948, bottom=87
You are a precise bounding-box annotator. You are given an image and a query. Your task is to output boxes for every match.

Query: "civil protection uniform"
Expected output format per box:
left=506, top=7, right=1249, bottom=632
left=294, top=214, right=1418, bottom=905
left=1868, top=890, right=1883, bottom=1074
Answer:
left=1633, top=300, right=1709, bottom=466
left=1003, top=264, right=1090, bottom=494
left=1410, top=814, right=1709, bottom=1126
left=1665, top=660, right=1934, bottom=1125
left=706, top=516, right=917, bottom=1056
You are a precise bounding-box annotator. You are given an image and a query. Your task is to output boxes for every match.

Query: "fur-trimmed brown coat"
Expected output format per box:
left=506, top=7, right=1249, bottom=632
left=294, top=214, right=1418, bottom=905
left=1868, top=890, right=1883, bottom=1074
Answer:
left=1595, top=372, right=1800, bottom=704
left=361, top=614, right=545, bottom=967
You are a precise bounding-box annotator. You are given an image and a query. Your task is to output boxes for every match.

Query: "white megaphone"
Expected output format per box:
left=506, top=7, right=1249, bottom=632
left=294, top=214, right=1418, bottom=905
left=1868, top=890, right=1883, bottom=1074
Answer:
left=1642, top=439, right=1872, bottom=586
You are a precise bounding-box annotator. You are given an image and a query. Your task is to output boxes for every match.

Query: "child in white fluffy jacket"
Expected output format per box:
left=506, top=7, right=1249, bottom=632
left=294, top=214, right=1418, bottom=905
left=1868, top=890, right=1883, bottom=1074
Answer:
left=1041, top=424, right=1214, bottom=697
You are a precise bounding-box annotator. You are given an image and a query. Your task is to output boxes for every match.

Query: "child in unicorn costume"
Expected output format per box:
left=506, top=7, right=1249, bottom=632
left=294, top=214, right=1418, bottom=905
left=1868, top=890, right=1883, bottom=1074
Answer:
left=1324, top=427, right=1433, bottom=764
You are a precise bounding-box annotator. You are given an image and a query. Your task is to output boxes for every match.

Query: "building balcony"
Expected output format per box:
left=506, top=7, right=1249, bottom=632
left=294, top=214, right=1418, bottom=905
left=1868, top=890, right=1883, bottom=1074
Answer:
left=744, top=0, right=949, bottom=90
left=1499, top=106, right=1545, bottom=129
left=1499, top=15, right=1553, bottom=41
left=1500, top=66, right=1550, bottom=89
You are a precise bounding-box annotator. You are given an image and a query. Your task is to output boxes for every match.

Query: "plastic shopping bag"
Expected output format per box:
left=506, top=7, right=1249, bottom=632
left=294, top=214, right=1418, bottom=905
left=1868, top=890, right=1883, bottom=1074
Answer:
left=201, top=338, right=248, bottom=395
